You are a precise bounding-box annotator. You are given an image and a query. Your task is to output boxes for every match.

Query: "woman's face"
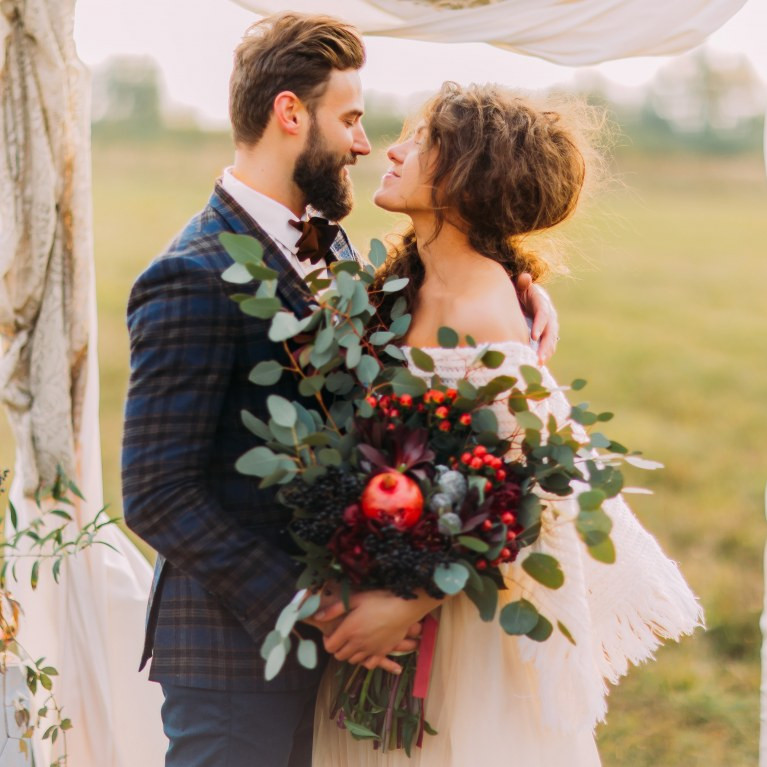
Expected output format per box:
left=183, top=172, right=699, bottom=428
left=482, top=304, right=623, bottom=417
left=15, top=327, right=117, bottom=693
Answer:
left=373, top=122, right=436, bottom=214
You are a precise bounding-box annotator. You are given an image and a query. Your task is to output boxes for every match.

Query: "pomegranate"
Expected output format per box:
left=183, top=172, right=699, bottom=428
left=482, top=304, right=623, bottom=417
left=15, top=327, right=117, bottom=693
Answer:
left=360, top=471, right=423, bottom=529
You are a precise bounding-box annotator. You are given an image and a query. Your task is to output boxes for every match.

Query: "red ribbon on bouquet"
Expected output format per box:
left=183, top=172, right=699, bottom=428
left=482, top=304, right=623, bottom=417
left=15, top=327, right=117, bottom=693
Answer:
left=413, top=613, right=439, bottom=700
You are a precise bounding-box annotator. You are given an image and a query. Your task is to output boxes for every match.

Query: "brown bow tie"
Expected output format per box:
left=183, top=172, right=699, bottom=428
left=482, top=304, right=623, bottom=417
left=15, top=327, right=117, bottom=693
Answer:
left=289, top=217, right=339, bottom=265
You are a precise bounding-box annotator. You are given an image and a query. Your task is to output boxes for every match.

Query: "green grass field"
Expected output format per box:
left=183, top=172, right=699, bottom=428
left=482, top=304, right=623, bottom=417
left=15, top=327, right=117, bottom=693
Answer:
left=2, top=132, right=766, bottom=765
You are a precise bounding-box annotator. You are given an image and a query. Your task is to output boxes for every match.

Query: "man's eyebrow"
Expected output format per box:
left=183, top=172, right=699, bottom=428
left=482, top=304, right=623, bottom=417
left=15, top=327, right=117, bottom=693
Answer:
left=342, top=109, right=364, bottom=118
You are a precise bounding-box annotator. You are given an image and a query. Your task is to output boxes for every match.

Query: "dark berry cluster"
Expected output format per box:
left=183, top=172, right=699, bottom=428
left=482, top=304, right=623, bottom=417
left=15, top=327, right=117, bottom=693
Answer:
left=362, top=525, right=450, bottom=600
left=283, top=468, right=365, bottom=546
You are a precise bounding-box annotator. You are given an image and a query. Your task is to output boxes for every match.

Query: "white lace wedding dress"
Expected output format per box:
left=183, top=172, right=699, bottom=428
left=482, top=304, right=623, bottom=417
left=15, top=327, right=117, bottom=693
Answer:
left=312, top=341, right=703, bottom=767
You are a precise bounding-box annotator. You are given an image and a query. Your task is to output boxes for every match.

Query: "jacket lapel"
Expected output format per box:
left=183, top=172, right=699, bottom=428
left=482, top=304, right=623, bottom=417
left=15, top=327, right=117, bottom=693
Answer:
left=209, top=184, right=316, bottom=318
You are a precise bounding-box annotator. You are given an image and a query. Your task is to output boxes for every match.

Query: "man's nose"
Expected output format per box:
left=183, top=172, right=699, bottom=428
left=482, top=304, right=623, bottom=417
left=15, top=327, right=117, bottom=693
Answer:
left=352, top=122, right=371, bottom=156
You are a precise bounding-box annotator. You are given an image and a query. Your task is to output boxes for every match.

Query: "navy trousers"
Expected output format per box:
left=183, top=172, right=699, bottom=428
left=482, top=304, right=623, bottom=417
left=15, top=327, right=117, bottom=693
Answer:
left=160, top=683, right=319, bottom=767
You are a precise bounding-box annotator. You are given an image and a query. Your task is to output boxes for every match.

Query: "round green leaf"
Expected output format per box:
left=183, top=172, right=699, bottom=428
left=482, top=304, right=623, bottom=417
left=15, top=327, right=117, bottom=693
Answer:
left=298, top=375, right=325, bottom=397
left=471, top=408, right=498, bottom=433
left=482, top=350, right=506, bottom=369
left=457, top=535, right=490, bottom=553
left=499, top=599, right=539, bottom=635
left=260, top=629, right=283, bottom=660
left=249, top=360, right=283, bottom=386
left=239, top=297, right=282, bottom=319
left=382, top=276, right=409, bottom=293
left=269, top=312, right=301, bottom=342
left=391, top=368, right=428, bottom=397
left=514, top=410, right=543, bottom=431
left=526, top=613, right=554, bottom=642
left=240, top=410, right=272, bottom=440
left=369, top=331, right=395, bottom=345
left=221, top=262, right=253, bottom=284
left=384, top=344, right=407, bottom=361
left=235, top=446, right=279, bottom=477
left=578, top=489, right=607, bottom=511
left=433, top=562, right=470, bottom=595
left=410, top=348, right=435, bottom=373
left=521, top=553, right=565, bottom=589
left=571, top=378, right=587, bottom=391
left=267, top=395, right=297, bottom=428
left=264, top=641, right=288, bottom=681
left=219, top=232, right=265, bottom=265
left=318, top=448, right=342, bottom=467
left=296, top=592, right=321, bottom=620
left=390, top=314, right=412, bottom=337
left=345, top=342, right=362, bottom=368
left=356, top=355, right=381, bottom=386
left=437, top=326, right=459, bottom=348
left=587, top=535, right=616, bottom=564
left=368, top=238, right=387, bottom=268
left=297, top=638, right=318, bottom=669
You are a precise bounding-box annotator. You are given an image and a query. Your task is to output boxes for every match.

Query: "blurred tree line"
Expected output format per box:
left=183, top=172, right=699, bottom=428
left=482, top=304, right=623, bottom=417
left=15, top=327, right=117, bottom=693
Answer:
left=91, top=49, right=765, bottom=155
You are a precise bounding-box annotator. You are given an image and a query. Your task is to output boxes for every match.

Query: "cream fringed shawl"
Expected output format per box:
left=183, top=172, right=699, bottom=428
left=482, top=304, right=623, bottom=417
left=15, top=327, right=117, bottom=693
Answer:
left=406, top=340, right=704, bottom=731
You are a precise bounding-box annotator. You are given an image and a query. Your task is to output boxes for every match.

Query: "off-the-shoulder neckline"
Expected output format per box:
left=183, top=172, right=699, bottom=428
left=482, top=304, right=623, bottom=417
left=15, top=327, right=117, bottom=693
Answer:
left=401, top=339, right=535, bottom=354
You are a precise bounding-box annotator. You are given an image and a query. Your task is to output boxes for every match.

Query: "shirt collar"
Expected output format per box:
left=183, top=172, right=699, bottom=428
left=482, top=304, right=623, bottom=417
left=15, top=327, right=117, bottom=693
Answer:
left=221, top=167, right=305, bottom=254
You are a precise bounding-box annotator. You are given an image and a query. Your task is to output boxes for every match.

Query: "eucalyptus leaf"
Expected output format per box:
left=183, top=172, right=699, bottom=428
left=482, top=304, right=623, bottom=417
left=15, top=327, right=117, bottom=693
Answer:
left=296, top=592, right=321, bottom=621
left=558, top=621, right=577, bottom=645
left=433, top=562, right=469, bottom=595
left=471, top=408, right=498, bottom=433
left=297, top=638, right=318, bottom=669
left=515, top=410, right=543, bottom=431
left=578, top=489, right=607, bottom=511
left=221, top=262, right=253, bottom=284
left=298, top=375, right=325, bottom=397
left=269, top=312, right=301, bottom=342
left=369, top=331, right=395, bottom=345
left=241, top=410, right=272, bottom=440
left=437, top=326, right=459, bottom=348
left=249, top=360, right=283, bottom=386
left=410, top=348, right=435, bottom=373
left=235, top=446, right=279, bottom=477
left=318, top=448, right=342, bottom=467
left=384, top=344, right=407, bottom=361
left=526, top=613, right=554, bottom=642
left=571, top=378, right=587, bottom=391
left=336, top=271, right=356, bottom=299
left=521, top=553, right=565, bottom=589
left=267, top=395, right=298, bottom=428
left=356, top=355, right=381, bottom=386
left=390, top=313, right=412, bottom=337
left=368, top=238, right=387, bottom=268
left=246, top=263, right=279, bottom=281
left=219, top=232, right=264, bottom=265
left=345, top=343, right=362, bottom=368
left=391, top=368, right=428, bottom=397
left=457, top=535, right=490, bottom=553
left=499, top=599, right=539, bottom=635
left=240, top=297, right=282, bottom=319
left=260, top=629, right=284, bottom=661
left=587, top=536, right=616, bottom=564
left=482, top=350, right=506, bottom=369
left=264, top=641, right=288, bottom=681
left=519, top=365, right=542, bottom=386
left=349, top=282, right=371, bottom=316
left=382, top=276, right=409, bottom=293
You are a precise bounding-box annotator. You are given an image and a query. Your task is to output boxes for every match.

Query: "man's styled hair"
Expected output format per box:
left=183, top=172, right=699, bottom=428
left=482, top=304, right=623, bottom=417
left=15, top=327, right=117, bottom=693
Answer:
left=229, top=13, right=366, bottom=145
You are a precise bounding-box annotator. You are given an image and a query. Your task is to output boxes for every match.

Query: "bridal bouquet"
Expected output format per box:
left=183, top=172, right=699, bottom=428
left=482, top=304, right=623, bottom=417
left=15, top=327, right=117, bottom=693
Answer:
left=220, top=233, right=652, bottom=753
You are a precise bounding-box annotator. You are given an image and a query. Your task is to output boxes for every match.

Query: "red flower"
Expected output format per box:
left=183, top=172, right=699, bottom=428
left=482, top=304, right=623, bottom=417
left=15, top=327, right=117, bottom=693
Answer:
left=434, top=406, right=449, bottom=419
left=438, top=421, right=451, bottom=431
left=445, top=389, right=458, bottom=400
left=459, top=413, right=472, bottom=426
left=399, top=394, right=413, bottom=407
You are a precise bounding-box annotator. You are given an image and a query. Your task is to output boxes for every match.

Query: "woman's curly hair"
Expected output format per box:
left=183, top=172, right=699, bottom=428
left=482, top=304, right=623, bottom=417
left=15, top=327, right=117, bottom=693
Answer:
left=371, top=82, right=605, bottom=320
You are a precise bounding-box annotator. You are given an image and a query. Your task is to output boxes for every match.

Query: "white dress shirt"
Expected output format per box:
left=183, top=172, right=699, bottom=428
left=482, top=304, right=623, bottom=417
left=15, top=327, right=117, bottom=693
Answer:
left=221, top=167, right=331, bottom=281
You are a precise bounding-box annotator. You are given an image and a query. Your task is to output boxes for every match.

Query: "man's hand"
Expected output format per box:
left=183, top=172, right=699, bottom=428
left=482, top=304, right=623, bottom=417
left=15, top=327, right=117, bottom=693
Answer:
left=318, top=590, right=441, bottom=673
left=515, top=272, right=559, bottom=364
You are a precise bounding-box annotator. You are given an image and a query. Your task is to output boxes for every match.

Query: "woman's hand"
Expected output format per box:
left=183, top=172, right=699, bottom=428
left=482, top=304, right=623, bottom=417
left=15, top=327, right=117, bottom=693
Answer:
left=515, top=272, right=559, bottom=364
left=318, top=590, right=441, bottom=672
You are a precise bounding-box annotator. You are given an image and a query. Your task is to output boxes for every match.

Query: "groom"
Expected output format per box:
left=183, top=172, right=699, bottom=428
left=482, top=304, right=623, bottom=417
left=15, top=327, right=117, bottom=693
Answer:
left=122, top=12, right=557, bottom=767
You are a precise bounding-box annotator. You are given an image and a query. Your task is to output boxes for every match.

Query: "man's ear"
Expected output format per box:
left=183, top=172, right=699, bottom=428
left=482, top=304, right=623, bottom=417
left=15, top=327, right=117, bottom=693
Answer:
left=273, top=91, right=306, bottom=136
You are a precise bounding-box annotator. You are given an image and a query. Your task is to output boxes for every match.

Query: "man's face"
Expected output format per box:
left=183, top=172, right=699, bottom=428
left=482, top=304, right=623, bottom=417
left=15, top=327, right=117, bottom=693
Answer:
left=293, top=69, right=370, bottom=221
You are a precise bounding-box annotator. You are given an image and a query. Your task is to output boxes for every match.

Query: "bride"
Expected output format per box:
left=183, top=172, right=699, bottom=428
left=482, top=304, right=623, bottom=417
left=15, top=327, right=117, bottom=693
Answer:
left=310, top=82, right=703, bottom=765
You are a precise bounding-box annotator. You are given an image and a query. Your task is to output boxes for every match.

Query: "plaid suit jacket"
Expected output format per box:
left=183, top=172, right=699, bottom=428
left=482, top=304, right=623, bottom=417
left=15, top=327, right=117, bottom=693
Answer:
left=122, top=184, right=358, bottom=691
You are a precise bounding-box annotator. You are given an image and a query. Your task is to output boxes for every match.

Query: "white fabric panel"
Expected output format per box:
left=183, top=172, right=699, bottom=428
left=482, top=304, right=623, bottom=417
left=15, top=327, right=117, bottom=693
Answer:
left=232, top=0, right=748, bottom=66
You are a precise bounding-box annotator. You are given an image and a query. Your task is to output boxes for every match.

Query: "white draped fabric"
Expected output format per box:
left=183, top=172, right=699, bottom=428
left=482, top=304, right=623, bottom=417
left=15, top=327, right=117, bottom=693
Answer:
left=232, top=0, right=748, bottom=66
left=0, top=1, right=165, bottom=764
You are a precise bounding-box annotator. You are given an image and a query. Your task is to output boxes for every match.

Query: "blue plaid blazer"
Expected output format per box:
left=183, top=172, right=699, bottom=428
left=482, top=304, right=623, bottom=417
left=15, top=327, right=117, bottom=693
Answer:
left=122, top=184, right=358, bottom=691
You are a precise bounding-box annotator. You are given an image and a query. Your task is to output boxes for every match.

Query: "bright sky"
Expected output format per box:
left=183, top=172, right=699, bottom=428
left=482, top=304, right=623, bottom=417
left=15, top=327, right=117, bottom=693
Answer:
left=73, top=0, right=767, bottom=128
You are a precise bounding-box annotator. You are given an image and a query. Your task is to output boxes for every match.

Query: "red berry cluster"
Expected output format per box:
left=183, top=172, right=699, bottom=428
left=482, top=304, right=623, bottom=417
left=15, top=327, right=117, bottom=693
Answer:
left=365, top=393, right=415, bottom=430
left=459, top=445, right=507, bottom=493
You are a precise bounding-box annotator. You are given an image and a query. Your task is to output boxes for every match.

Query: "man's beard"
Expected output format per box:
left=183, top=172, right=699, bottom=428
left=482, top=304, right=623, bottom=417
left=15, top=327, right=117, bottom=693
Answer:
left=293, top=119, right=355, bottom=222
